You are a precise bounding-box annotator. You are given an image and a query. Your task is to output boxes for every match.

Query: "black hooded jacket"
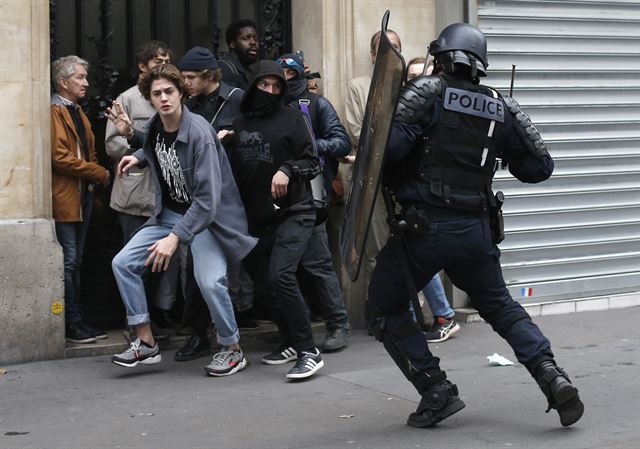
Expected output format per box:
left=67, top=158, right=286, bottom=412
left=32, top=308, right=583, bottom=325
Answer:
left=232, top=60, right=320, bottom=235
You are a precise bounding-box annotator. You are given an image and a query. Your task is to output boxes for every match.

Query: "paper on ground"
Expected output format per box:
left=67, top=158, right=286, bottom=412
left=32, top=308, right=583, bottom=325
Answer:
left=487, top=353, right=514, bottom=366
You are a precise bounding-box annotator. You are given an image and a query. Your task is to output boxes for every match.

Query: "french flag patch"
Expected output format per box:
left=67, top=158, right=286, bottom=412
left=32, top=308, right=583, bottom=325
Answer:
left=520, top=287, right=533, bottom=297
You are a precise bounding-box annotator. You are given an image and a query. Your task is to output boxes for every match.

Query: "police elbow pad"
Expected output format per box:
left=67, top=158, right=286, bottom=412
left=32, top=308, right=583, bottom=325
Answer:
left=395, top=75, right=441, bottom=125
left=504, top=96, right=548, bottom=158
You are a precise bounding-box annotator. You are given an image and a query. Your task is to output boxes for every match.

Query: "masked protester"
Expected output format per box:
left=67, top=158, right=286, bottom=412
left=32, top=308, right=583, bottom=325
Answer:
left=231, top=60, right=325, bottom=380
left=276, top=53, right=352, bottom=352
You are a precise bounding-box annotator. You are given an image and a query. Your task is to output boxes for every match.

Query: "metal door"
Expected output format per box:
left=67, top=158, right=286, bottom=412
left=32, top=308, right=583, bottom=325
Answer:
left=477, top=0, right=640, bottom=303
left=49, top=0, right=292, bottom=325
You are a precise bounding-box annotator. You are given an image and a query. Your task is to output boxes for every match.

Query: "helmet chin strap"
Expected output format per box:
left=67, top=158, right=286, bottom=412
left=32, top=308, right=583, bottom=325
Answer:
left=468, top=54, right=478, bottom=82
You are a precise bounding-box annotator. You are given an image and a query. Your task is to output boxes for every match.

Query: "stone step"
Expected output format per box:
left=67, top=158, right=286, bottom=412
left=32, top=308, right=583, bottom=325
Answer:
left=65, top=321, right=327, bottom=359
left=454, top=291, right=640, bottom=323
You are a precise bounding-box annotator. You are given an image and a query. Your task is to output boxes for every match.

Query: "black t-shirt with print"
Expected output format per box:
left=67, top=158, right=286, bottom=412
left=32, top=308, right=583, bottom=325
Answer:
left=151, top=120, right=191, bottom=214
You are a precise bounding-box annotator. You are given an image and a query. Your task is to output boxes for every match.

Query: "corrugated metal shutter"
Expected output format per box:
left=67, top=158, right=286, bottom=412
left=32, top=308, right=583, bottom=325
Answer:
left=476, top=0, right=640, bottom=303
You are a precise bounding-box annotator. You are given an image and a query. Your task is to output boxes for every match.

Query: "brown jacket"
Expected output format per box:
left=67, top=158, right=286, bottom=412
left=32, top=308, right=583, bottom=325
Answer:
left=51, top=96, right=109, bottom=222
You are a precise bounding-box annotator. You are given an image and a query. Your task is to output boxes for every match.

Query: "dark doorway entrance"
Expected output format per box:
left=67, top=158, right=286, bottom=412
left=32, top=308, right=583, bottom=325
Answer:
left=50, top=0, right=292, bottom=327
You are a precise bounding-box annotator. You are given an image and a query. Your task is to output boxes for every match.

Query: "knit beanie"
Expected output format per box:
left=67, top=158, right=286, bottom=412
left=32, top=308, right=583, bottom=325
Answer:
left=178, top=47, right=219, bottom=71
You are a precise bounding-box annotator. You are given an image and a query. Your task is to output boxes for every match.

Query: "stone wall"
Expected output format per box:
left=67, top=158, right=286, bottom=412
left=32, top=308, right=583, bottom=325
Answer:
left=0, top=0, right=64, bottom=364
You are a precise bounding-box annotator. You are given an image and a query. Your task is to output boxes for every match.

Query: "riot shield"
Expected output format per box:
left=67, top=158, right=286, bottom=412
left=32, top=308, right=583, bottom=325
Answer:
left=340, top=10, right=406, bottom=281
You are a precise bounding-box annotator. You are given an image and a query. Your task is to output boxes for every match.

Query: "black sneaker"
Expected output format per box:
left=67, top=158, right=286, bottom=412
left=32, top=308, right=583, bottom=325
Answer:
left=286, top=348, right=324, bottom=380
left=82, top=323, right=107, bottom=340
left=175, top=334, right=211, bottom=361
left=321, top=328, right=349, bottom=352
left=261, top=346, right=297, bottom=365
left=66, top=323, right=97, bottom=344
left=424, top=317, right=460, bottom=343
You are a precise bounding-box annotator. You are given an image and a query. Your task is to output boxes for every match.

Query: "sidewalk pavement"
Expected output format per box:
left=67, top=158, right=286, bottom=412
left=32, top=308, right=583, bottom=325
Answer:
left=1, top=307, right=639, bottom=449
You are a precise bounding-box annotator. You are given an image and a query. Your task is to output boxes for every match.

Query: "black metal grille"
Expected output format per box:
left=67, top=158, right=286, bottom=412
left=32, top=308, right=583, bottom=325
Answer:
left=49, top=0, right=292, bottom=326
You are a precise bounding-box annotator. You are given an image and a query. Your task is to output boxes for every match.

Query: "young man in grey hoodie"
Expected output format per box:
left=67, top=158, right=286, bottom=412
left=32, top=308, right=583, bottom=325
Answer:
left=107, top=64, right=256, bottom=377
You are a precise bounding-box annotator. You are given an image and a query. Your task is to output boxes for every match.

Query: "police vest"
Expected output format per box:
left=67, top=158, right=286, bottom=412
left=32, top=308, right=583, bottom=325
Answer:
left=411, top=75, right=505, bottom=212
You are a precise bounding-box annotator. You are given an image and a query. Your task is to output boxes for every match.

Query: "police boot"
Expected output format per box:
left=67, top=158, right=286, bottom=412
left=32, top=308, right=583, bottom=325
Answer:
left=407, top=371, right=466, bottom=428
left=533, top=359, right=584, bottom=427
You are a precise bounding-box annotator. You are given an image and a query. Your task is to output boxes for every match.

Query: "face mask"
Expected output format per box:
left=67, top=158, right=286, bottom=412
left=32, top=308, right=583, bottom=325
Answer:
left=248, top=87, right=281, bottom=115
left=286, top=77, right=308, bottom=99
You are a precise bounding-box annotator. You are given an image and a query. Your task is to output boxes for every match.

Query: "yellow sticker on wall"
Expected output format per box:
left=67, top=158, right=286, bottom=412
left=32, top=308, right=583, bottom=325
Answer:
left=51, top=301, right=64, bottom=315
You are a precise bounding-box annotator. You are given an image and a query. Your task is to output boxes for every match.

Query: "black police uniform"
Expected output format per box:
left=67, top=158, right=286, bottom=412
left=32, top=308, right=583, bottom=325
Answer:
left=367, top=70, right=583, bottom=428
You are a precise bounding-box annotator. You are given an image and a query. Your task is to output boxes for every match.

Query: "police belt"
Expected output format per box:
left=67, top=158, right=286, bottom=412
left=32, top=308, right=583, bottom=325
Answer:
left=417, top=166, right=491, bottom=193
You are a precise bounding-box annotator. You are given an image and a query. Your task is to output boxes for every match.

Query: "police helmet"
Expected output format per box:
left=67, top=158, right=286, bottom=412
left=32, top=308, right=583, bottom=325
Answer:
left=428, top=23, right=488, bottom=81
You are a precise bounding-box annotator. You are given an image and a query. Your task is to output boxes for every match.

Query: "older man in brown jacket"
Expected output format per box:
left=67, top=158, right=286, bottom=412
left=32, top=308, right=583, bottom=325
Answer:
left=51, top=55, right=110, bottom=344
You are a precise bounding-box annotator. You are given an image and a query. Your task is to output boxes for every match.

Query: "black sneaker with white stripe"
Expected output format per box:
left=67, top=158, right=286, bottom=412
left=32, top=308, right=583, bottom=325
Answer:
left=261, top=346, right=297, bottom=365
left=286, top=348, right=324, bottom=380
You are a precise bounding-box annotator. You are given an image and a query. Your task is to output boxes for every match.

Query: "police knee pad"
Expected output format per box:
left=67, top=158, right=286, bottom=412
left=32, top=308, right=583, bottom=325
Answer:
left=407, top=371, right=466, bottom=428
left=531, top=358, right=584, bottom=427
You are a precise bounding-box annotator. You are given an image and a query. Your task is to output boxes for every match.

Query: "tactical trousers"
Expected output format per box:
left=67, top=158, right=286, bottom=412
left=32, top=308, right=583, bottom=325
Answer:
left=368, top=216, right=553, bottom=372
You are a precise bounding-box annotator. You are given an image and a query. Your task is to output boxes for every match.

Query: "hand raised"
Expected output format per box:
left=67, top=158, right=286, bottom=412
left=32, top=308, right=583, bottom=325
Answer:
left=106, top=101, right=133, bottom=138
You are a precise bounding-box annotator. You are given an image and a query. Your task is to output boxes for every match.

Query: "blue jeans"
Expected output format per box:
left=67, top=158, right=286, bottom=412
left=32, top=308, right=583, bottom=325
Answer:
left=112, top=208, right=239, bottom=346
left=422, top=273, right=454, bottom=319
left=55, top=190, right=93, bottom=324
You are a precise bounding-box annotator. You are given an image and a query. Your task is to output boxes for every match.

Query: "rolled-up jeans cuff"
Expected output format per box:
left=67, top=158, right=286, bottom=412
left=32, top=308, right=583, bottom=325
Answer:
left=216, top=329, right=240, bottom=346
left=127, top=313, right=151, bottom=326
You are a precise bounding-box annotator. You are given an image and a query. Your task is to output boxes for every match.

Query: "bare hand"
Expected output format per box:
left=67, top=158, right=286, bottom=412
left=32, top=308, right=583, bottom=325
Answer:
left=340, top=155, right=356, bottom=164
left=106, top=101, right=133, bottom=138
left=217, top=129, right=235, bottom=141
left=271, top=170, right=290, bottom=199
left=145, top=233, right=180, bottom=272
left=118, top=155, right=140, bottom=177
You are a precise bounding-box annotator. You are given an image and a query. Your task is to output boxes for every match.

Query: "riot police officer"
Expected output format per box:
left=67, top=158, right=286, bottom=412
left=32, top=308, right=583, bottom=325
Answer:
left=367, top=23, right=584, bottom=428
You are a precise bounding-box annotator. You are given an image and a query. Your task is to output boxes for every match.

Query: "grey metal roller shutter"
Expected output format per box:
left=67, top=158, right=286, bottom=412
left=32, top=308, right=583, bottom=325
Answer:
left=476, top=0, right=640, bottom=303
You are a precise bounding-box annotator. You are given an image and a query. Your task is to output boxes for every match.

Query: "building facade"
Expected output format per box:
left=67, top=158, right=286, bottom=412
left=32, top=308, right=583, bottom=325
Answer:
left=1, top=0, right=638, bottom=364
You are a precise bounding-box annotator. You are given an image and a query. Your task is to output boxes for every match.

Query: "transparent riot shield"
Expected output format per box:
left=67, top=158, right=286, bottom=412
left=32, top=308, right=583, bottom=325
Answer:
left=340, top=10, right=406, bottom=281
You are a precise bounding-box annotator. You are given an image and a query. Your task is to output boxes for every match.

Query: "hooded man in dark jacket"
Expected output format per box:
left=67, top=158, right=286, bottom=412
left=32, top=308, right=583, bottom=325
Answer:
left=277, top=53, right=352, bottom=352
left=231, top=60, right=325, bottom=380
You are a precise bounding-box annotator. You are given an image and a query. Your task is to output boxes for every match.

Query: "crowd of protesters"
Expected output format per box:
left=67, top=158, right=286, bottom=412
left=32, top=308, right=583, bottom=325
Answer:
left=50, top=19, right=460, bottom=381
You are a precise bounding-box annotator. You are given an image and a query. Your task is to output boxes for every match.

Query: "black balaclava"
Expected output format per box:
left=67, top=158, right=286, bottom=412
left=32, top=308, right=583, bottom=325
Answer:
left=240, top=60, right=288, bottom=117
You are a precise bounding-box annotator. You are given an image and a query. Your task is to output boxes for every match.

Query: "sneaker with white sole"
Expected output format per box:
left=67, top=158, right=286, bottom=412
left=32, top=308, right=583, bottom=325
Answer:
left=261, top=346, right=297, bottom=365
left=111, top=338, right=161, bottom=368
left=286, top=348, right=324, bottom=380
left=204, top=348, right=247, bottom=377
left=424, top=317, right=461, bottom=343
